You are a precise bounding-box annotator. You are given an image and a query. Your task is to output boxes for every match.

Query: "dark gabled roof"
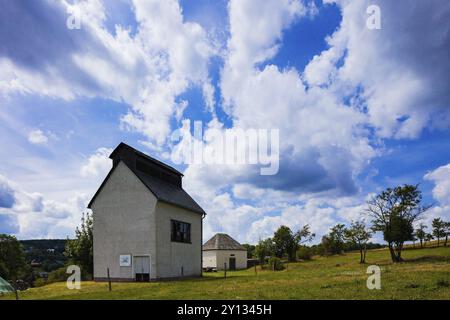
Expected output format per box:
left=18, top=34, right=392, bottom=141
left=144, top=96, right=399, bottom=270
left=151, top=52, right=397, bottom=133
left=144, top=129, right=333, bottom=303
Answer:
left=87, top=144, right=205, bottom=215
left=203, top=233, right=246, bottom=251
left=110, top=142, right=183, bottom=176
left=130, top=166, right=205, bottom=214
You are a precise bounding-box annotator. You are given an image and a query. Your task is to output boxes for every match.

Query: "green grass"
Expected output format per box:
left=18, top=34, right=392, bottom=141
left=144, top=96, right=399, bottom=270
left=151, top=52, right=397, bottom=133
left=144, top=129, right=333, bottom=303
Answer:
left=2, top=246, right=449, bottom=300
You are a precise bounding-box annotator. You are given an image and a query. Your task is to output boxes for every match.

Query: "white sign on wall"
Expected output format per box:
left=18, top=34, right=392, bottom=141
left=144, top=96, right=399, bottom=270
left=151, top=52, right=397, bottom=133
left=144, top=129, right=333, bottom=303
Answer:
left=119, top=254, right=131, bottom=267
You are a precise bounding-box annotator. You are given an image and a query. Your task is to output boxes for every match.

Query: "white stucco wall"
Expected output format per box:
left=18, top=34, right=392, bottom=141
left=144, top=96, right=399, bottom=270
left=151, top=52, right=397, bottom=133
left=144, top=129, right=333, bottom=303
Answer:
left=92, top=161, right=158, bottom=280
left=202, top=250, right=217, bottom=268
left=202, top=250, right=247, bottom=270
left=155, top=202, right=202, bottom=278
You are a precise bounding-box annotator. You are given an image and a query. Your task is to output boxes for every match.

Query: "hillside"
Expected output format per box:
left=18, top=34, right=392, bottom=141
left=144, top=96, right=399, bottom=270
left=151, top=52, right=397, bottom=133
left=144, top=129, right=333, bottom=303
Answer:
left=20, top=239, right=68, bottom=272
left=1, top=245, right=449, bottom=300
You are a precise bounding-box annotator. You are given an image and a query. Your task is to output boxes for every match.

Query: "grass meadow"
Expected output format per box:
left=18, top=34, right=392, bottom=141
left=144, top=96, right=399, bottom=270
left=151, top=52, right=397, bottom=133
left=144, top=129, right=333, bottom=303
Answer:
left=1, top=245, right=449, bottom=300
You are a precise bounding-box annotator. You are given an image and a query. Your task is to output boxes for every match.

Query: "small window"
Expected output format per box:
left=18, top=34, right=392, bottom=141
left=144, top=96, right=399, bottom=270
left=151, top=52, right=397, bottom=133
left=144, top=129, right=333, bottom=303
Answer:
left=171, top=220, right=191, bottom=243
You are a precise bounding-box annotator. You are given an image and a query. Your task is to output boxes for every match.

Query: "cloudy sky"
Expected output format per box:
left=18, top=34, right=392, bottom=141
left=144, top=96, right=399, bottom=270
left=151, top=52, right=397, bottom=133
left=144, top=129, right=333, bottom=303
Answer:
left=0, top=0, right=449, bottom=243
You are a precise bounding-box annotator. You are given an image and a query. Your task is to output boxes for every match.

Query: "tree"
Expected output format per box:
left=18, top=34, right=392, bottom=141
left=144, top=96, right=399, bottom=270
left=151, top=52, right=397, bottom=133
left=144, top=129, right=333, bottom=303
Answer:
left=328, top=224, right=346, bottom=254
left=295, top=225, right=315, bottom=245
left=445, top=221, right=450, bottom=247
left=320, top=236, right=332, bottom=255
left=425, top=233, right=434, bottom=246
left=65, top=212, right=93, bottom=278
left=255, top=238, right=274, bottom=265
left=0, top=234, right=27, bottom=281
left=411, top=233, right=418, bottom=248
left=366, top=184, right=430, bottom=262
left=241, top=244, right=256, bottom=259
left=344, top=221, right=372, bottom=263
left=320, top=224, right=346, bottom=255
left=272, top=225, right=314, bottom=261
left=432, top=218, right=446, bottom=246
left=273, top=226, right=293, bottom=259
left=290, top=225, right=314, bottom=261
left=414, top=223, right=428, bottom=248
left=296, top=246, right=313, bottom=260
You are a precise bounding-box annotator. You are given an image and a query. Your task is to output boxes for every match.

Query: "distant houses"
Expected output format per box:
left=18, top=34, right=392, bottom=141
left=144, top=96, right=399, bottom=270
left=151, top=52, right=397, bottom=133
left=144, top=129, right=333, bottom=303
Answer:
left=20, top=240, right=67, bottom=273
left=30, top=260, right=42, bottom=268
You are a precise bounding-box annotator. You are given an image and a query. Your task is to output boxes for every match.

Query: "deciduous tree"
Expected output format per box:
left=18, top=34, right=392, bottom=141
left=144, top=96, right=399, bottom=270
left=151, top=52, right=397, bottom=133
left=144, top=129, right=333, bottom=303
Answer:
left=0, top=234, right=27, bottom=281
left=425, top=233, right=434, bottom=246
left=444, top=221, right=450, bottom=246
left=344, top=221, right=372, bottom=263
left=330, top=223, right=346, bottom=254
left=273, top=226, right=293, bottom=259
left=255, top=238, right=274, bottom=265
left=322, top=224, right=346, bottom=255
left=432, top=218, right=446, bottom=246
left=414, top=223, right=427, bottom=248
left=366, top=184, right=430, bottom=262
left=272, top=225, right=314, bottom=261
left=65, top=212, right=93, bottom=278
left=241, top=244, right=256, bottom=259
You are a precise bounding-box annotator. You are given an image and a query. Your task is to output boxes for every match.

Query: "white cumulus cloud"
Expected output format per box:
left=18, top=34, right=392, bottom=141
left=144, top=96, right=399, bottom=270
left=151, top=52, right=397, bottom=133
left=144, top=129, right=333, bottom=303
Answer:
left=28, top=129, right=48, bottom=145
left=80, top=147, right=113, bottom=177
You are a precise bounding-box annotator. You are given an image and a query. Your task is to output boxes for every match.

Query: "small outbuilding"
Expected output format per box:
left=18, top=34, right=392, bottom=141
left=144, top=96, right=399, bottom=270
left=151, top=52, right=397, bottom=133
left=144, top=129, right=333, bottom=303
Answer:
left=202, top=233, right=247, bottom=270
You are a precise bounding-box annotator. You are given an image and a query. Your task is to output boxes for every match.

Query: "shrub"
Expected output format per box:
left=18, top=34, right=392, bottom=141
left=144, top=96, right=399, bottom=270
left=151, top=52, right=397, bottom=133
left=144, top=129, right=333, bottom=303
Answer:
left=436, top=279, right=449, bottom=288
left=267, top=257, right=284, bottom=271
left=296, top=246, right=313, bottom=260
left=33, top=278, right=48, bottom=288
left=32, top=267, right=71, bottom=287
left=48, top=267, right=68, bottom=282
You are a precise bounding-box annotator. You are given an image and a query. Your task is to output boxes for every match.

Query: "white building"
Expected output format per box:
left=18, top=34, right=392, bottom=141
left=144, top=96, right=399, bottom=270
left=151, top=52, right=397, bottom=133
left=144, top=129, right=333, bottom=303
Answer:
left=202, top=233, right=247, bottom=270
left=88, top=142, right=206, bottom=281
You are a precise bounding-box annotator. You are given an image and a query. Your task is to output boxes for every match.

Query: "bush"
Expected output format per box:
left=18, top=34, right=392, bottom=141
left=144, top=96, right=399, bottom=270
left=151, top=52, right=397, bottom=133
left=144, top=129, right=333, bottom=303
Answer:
left=267, top=257, right=284, bottom=271
left=296, top=246, right=313, bottom=260
left=48, top=267, right=68, bottom=283
left=436, top=279, right=449, bottom=288
left=33, top=277, right=48, bottom=288
left=32, top=267, right=68, bottom=288
left=34, top=266, right=77, bottom=287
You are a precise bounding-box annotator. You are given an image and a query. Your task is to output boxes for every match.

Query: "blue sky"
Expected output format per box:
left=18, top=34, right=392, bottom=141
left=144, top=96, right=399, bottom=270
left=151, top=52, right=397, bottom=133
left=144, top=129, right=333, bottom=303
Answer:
left=0, top=0, right=449, bottom=243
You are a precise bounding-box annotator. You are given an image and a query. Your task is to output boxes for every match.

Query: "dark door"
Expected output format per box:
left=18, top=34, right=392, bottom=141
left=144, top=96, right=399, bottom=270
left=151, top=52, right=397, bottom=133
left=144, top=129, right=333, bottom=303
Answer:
left=229, top=257, right=236, bottom=270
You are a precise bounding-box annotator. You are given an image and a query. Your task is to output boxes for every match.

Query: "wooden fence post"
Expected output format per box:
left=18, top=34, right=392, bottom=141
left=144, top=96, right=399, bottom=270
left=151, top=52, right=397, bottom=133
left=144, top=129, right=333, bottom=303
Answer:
left=14, top=287, right=19, bottom=301
left=224, top=263, right=227, bottom=278
left=181, top=266, right=184, bottom=277
left=254, top=263, right=257, bottom=275
left=107, top=268, right=112, bottom=292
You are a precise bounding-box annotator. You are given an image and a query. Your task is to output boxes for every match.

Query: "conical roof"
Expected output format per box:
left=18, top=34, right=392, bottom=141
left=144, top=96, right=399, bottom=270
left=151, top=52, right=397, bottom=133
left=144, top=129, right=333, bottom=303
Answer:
left=203, top=233, right=246, bottom=251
